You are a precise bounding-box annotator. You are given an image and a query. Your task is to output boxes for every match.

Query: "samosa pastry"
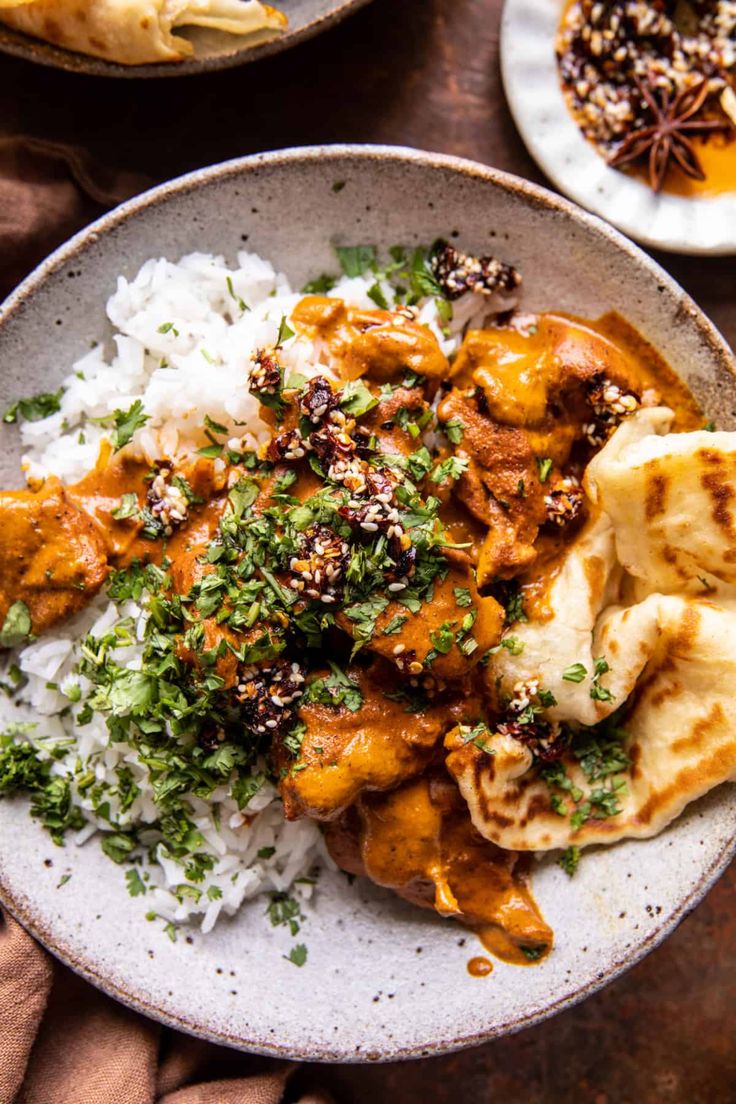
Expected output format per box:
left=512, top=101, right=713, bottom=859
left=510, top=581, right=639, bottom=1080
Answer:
left=0, top=0, right=286, bottom=65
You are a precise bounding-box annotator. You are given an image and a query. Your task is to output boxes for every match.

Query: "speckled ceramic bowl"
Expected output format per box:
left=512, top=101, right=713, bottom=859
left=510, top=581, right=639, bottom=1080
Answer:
left=0, top=0, right=371, bottom=77
left=501, top=0, right=736, bottom=255
left=0, top=146, right=734, bottom=1062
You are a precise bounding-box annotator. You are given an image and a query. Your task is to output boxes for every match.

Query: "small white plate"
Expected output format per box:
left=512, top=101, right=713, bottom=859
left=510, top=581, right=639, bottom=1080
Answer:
left=500, top=0, right=736, bottom=255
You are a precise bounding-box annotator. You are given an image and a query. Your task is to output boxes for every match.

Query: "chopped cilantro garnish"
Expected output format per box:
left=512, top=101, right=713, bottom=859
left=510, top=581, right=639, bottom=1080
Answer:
left=125, top=868, right=147, bottom=897
left=429, top=622, right=456, bottom=655
left=305, top=663, right=363, bottom=713
left=537, top=457, right=553, bottom=483
left=335, top=245, right=377, bottom=277
left=590, top=656, right=614, bottom=702
left=367, top=282, right=390, bottom=310
left=302, top=273, right=336, bottom=295
left=226, top=275, right=248, bottom=313
left=558, top=845, right=580, bottom=877
left=489, top=635, right=525, bottom=657
left=562, top=662, right=587, bottom=683
left=284, top=943, right=308, bottom=967
left=339, top=379, right=378, bottom=418
left=268, top=891, right=303, bottom=936
left=276, top=316, right=295, bottom=345
left=3, top=387, right=64, bottom=424
left=111, top=400, right=149, bottom=452
left=382, top=614, right=408, bottom=635
left=431, top=456, right=469, bottom=485
left=112, top=493, right=139, bottom=521
left=0, top=601, right=32, bottom=648
left=444, top=417, right=465, bottom=444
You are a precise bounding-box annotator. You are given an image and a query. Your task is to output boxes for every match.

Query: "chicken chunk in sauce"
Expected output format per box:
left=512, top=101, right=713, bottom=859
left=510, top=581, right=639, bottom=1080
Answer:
left=325, top=772, right=553, bottom=963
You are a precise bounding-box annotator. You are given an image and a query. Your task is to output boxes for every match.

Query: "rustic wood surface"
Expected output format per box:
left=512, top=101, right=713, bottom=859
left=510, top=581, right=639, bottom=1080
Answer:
left=1, top=1, right=735, bottom=1100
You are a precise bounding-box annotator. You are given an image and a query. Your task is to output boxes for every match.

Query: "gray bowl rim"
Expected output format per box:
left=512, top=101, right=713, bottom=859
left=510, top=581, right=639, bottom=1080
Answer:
left=0, top=0, right=373, bottom=78
left=0, top=143, right=734, bottom=1062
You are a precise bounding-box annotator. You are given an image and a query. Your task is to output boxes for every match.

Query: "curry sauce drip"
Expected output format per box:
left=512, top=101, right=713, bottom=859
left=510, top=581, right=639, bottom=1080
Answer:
left=325, top=772, right=553, bottom=964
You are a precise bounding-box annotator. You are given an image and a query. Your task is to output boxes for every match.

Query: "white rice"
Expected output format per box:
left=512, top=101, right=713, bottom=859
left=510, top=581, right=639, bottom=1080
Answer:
left=1, top=246, right=477, bottom=936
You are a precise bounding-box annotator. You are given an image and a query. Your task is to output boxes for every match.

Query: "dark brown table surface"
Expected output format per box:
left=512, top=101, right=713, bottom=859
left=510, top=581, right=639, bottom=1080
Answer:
left=1, top=1, right=736, bottom=1100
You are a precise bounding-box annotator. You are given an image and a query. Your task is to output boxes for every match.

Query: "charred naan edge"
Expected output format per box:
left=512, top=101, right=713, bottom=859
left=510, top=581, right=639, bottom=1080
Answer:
left=490, top=510, right=623, bottom=726
left=0, top=0, right=285, bottom=65
left=585, top=406, right=736, bottom=597
left=448, top=595, right=736, bottom=850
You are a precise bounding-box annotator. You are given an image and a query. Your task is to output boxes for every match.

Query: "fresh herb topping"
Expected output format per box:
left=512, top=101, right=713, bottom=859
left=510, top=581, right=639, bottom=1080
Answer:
left=111, top=400, right=149, bottom=452
left=537, top=457, right=553, bottom=483
left=284, top=942, right=308, bottom=967
left=558, top=845, right=580, bottom=877
left=444, top=417, right=465, bottom=444
left=302, top=273, right=336, bottom=295
left=336, top=245, right=377, bottom=278
left=0, top=601, right=32, bottom=648
left=590, top=656, right=614, bottom=702
left=3, top=387, right=64, bottom=424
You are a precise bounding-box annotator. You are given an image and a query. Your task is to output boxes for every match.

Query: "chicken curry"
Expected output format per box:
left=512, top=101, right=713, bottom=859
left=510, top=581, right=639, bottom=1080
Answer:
left=0, top=242, right=701, bottom=965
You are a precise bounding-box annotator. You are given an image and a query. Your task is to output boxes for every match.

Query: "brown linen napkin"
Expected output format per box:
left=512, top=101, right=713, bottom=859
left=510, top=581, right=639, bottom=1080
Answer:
left=0, top=136, right=149, bottom=301
left=0, top=141, right=322, bottom=1104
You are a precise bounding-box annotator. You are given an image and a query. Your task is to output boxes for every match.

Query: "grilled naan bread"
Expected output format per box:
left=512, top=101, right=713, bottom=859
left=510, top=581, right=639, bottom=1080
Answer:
left=449, top=593, right=736, bottom=849
left=449, top=408, right=736, bottom=851
left=0, top=0, right=285, bottom=64
left=585, top=406, right=736, bottom=596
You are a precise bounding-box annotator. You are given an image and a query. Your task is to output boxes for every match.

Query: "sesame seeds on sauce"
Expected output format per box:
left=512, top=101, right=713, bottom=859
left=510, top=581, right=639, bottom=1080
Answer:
left=556, top=0, right=736, bottom=193
left=147, top=462, right=190, bottom=535
left=584, top=374, right=641, bottom=447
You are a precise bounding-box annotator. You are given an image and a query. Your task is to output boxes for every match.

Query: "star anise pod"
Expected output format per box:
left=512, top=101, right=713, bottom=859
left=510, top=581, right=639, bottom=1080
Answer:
left=608, top=77, right=732, bottom=193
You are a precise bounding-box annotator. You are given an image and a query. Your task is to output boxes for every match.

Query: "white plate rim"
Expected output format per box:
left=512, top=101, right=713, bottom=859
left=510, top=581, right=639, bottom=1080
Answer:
left=500, top=0, right=736, bottom=256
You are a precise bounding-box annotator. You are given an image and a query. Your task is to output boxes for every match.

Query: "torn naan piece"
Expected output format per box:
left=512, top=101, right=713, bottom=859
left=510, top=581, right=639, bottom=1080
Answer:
left=489, top=510, right=623, bottom=727
left=448, top=594, right=736, bottom=850
left=585, top=406, right=736, bottom=595
left=0, top=0, right=286, bottom=65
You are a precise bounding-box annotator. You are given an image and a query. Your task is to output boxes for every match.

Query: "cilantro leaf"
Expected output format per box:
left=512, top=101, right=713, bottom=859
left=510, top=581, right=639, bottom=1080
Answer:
left=431, top=456, right=469, bottom=485
left=284, top=943, right=308, bottom=967
left=112, top=493, right=140, bottom=521
left=125, top=868, right=147, bottom=896
left=367, top=282, right=390, bottom=310
left=444, top=417, right=465, bottom=444
left=558, top=845, right=580, bottom=877
left=276, top=316, right=295, bottom=345
left=0, top=601, right=32, bottom=648
left=339, top=379, right=378, bottom=418
left=3, top=387, right=64, bottom=424
left=111, top=400, right=149, bottom=451
left=335, top=245, right=377, bottom=278
left=302, top=273, right=336, bottom=295
left=537, top=457, right=553, bottom=483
